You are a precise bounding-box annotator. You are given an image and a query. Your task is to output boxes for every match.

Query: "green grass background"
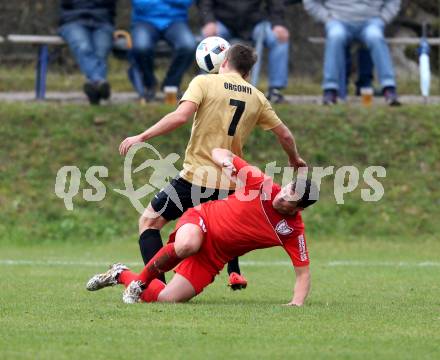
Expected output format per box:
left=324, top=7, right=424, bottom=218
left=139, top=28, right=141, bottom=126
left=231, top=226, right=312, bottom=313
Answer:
left=1, top=102, right=439, bottom=244
left=0, top=103, right=439, bottom=359
left=1, top=59, right=440, bottom=95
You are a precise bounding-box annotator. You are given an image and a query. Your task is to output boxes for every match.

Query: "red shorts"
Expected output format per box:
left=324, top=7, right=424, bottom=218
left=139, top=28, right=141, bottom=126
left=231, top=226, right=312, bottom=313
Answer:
left=168, top=208, right=220, bottom=294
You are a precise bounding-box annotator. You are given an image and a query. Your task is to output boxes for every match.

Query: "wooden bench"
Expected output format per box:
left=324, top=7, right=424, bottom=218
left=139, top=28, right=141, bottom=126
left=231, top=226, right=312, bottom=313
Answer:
left=6, top=34, right=173, bottom=100
left=308, top=36, right=440, bottom=99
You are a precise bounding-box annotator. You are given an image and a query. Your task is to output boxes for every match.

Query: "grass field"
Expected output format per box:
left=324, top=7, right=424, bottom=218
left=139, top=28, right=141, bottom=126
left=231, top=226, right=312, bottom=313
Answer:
left=1, top=239, right=439, bottom=359
left=1, top=102, right=439, bottom=359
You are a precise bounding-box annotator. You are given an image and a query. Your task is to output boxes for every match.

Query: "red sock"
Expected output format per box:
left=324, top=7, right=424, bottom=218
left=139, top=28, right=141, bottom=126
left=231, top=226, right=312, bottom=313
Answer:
left=138, top=243, right=181, bottom=286
left=140, top=279, right=166, bottom=303
left=118, top=270, right=140, bottom=288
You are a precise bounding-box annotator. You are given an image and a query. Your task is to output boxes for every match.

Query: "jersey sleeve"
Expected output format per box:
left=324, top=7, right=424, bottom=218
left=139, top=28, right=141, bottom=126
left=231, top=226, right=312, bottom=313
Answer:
left=257, top=99, right=283, bottom=131
left=232, top=155, right=266, bottom=190
left=283, top=232, right=310, bottom=267
left=180, top=75, right=206, bottom=106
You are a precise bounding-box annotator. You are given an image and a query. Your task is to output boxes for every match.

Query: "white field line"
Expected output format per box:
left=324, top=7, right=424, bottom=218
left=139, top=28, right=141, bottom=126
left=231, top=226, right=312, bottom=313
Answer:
left=0, top=259, right=439, bottom=268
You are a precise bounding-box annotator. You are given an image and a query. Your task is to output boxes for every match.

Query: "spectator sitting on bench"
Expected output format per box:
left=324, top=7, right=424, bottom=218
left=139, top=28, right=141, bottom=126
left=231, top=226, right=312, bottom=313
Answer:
left=304, top=0, right=401, bottom=106
left=197, top=0, right=290, bottom=103
left=131, top=0, right=196, bottom=102
left=58, top=0, right=117, bottom=105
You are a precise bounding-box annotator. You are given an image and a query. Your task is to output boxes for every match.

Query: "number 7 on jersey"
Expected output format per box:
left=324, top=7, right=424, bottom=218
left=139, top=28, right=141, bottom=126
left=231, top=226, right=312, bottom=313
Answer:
left=228, top=99, right=246, bottom=136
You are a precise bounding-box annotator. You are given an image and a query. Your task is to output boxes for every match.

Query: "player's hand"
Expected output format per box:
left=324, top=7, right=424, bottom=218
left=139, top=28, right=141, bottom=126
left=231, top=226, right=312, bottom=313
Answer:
left=222, top=160, right=237, bottom=179
left=119, top=135, right=143, bottom=156
left=222, top=160, right=236, bottom=173
left=289, top=157, right=308, bottom=170
left=272, top=25, right=289, bottom=43
left=202, top=22, right=218, bottom=37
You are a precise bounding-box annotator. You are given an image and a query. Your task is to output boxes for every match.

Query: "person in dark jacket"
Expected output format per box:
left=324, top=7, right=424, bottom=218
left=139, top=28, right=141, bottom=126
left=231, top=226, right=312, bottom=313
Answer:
left=198, top=0, right=290, bottom=103
left=131, top=0, right=197, bottom=101
left=58, top=0, right=117, bottom=105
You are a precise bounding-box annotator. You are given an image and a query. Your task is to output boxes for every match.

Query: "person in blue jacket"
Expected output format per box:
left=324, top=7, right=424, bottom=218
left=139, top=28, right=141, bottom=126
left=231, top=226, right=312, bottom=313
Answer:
left=131, top=0, right=197, bottom=101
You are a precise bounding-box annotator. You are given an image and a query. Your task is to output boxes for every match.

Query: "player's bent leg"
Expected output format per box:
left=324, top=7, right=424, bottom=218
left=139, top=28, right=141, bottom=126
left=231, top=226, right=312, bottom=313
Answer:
left=135, top=210, right=206, bottom=290
left=174, top=223, right=204, bottom=258
left=138, top=177, right=189, bottom=270
left=139, top=203, right=169, bottom=234
left=138, top=203, right=170, bottom=283
left=135, top=223, right=203, bottom=287
left=156, top=274, right=196, bottom=303
left=137, top=242, right=182, bottom=286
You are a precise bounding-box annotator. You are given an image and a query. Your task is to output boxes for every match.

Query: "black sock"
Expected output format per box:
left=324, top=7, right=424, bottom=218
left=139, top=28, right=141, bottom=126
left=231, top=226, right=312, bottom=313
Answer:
left=227, top=257, right=241, bottom=275
left=139, top=229, right=166, bottom=283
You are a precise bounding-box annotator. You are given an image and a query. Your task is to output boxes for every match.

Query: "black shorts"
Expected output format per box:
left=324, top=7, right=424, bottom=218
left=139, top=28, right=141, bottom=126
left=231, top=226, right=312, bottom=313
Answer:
left=151, top=176, right=233, bottom=221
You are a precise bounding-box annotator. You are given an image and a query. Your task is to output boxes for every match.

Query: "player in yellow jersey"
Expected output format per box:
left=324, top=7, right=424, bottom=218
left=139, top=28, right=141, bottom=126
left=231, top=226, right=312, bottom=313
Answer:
left=119, top=43, right=307, bottom=288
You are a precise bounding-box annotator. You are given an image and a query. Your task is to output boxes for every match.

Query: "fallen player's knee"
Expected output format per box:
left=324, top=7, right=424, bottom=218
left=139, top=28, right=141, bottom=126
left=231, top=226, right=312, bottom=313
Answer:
left=175, top=237, right=200, bottom=257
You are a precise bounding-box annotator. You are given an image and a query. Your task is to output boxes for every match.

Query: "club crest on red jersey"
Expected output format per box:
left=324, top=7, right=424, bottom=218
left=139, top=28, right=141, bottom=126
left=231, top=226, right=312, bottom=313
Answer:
left=275, top=219, right=293, bottom=235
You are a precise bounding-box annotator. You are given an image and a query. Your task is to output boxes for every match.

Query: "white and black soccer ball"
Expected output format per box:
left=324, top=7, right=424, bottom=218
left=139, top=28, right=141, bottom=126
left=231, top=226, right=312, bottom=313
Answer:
left=196, top=36, right=231, bottom=74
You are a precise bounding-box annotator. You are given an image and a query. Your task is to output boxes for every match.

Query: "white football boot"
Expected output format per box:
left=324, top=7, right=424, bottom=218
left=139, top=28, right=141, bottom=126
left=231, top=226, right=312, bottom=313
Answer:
left=86, top=263, right=128, bottom=291
left=122, top=280, right=144, bottom=304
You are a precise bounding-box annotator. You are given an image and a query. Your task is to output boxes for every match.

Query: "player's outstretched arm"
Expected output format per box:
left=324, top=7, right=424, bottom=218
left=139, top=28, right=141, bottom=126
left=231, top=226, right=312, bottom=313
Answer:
left=119, top=101, right=197, bottom=155
left=271, top=123, right=307, bottom=169
left=285, top=265, right=311, bottom=307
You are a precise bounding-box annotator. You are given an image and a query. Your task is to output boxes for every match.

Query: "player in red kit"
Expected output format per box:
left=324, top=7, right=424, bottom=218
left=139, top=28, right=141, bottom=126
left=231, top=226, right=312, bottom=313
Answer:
left=87, top=148, right=318, bottom=306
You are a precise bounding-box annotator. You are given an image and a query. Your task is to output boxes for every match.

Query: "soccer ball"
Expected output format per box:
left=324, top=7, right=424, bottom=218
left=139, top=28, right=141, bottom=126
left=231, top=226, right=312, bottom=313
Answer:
left=196, top=36, right=231, bottom=74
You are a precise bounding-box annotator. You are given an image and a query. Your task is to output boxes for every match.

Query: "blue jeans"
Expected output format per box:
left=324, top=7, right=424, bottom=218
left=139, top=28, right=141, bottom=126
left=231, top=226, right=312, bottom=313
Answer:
left=131, top=21, right=196, bottom=89
left=323, top=18, right=396, bottom=91
left=59, top=22, right=114, bottom=82
left=216, top=21, right=289, bottom=89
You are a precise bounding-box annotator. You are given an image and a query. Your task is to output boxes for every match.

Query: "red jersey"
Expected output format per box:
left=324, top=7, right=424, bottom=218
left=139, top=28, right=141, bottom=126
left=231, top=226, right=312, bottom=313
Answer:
left=193, top=156, right=309, bottom=270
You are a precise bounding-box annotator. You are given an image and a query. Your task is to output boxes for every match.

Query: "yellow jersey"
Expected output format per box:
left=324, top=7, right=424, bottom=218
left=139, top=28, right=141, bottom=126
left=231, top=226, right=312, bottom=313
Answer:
left=179, top=72, right=282, bottom=189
